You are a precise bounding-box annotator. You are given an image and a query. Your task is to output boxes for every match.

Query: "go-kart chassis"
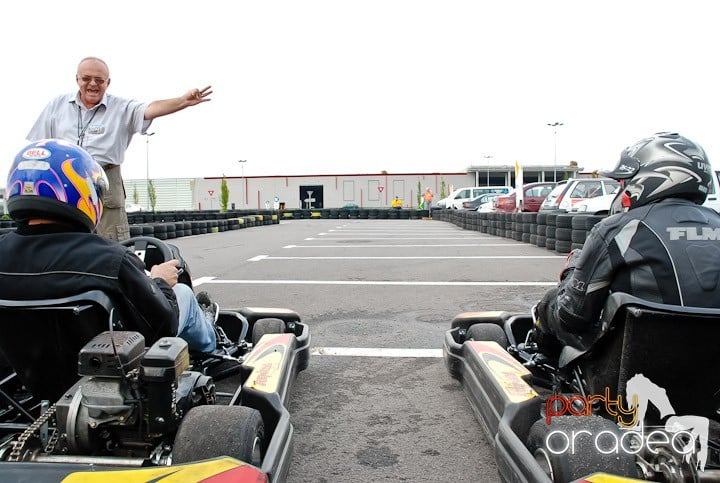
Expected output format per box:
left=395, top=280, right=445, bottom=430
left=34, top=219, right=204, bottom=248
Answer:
left=0, top=306, right=311, bottom=483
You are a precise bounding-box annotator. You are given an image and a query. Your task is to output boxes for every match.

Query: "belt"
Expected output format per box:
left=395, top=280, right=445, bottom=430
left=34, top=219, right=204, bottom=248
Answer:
left=102, top=164, right=119, bottom=171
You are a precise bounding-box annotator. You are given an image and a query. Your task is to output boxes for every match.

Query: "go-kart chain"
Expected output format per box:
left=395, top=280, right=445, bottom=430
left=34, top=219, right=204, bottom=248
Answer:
left=8, top=403, right=58, bottom=462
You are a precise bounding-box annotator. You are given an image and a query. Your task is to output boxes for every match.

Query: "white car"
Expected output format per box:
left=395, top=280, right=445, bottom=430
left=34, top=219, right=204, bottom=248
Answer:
left=443, top=186, right=512, bottom=210
left=570, top=186, right=620, bottom=215
left=125, top=202, right=144, bottom=213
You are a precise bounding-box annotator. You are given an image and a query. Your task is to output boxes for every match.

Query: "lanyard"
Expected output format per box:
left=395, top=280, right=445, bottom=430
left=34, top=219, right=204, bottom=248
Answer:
left=77, top=105, right=99, bottom=147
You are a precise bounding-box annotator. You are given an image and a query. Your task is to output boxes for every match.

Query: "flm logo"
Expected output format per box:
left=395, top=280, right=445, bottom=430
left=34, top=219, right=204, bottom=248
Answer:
left=544, top=374, right=709, bottom=471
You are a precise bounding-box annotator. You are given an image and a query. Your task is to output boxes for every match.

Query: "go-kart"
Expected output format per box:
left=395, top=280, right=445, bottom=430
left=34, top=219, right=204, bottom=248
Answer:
left=0, top=236, right=310, bottom=482
left=443, top=292, right=720, bottom=482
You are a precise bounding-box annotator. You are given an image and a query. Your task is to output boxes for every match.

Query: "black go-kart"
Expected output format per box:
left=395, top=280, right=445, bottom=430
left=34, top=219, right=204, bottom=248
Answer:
left=0, top=236, right=310, bottom=482
left=443, top=292, right=720, bottom=482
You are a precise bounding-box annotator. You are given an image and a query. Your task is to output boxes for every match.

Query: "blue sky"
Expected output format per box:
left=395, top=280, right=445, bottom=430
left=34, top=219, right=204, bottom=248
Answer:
left=2, top=0, right=718, bottom=183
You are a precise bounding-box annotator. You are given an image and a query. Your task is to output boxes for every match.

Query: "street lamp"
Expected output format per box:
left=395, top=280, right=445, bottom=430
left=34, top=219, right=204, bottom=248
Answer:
left=238, top=160, right=247, bottom=209
left=482, top=155, right=493, bottom=186
left=546, top=122, right=563, bottom=181
left=145, top=132, right=155, bottom=210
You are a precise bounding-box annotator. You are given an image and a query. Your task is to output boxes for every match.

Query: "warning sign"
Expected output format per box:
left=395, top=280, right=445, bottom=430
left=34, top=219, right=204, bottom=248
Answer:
left=378, top=186, right=384, bottom=193
left=208, top=190, right=215, bottom=196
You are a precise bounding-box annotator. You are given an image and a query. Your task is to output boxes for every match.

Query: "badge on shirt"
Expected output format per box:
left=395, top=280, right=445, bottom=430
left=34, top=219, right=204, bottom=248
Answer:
left=87, top=124, right=105, bottom=135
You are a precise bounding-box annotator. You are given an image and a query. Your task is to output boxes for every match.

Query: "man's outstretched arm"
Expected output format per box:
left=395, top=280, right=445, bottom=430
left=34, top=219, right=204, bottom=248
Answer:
left=144, top=85, right=212, bottom=120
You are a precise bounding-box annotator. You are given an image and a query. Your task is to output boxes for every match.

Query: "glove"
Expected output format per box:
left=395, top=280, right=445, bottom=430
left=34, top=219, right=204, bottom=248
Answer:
left=559, top=248, right=581, bottom=282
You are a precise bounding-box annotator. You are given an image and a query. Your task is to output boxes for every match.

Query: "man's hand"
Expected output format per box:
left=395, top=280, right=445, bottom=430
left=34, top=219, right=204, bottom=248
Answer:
left=149, top=259, right=180, bottom=287
left=144, top=86, right=212, bottom=120
left=183, top=85, right=212, bottom=106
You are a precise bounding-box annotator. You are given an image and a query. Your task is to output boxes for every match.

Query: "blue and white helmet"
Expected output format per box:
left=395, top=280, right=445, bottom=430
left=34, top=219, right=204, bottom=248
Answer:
left=6, top=139, right=108, bottom=232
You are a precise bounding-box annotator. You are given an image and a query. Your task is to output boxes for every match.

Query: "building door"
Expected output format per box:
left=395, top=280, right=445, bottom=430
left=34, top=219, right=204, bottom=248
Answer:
left=300, top=185, right=324, bottom=209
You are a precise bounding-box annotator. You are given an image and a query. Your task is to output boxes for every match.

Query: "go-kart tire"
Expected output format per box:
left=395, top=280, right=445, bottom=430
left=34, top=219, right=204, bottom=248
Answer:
left=466, top=323, right=508, bottom=347
left=173, top=405, right=264, bottom=467
left=526, top=415, right=637, bottom=482
left=252, top=318, right=286, bottom=346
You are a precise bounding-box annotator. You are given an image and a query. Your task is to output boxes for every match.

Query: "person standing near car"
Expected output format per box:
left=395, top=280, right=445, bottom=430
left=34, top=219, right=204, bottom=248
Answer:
left=535, top=132, right=720, bottom=354
left=423, top=187, right=434, bottom=217
left=0, top=139, right=218, bottom=353
left=26, top=56, right=212, bottom=241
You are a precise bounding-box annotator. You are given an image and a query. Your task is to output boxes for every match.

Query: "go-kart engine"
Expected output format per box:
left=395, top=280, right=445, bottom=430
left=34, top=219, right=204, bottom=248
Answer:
left=55, top=332, right=215, bottom=455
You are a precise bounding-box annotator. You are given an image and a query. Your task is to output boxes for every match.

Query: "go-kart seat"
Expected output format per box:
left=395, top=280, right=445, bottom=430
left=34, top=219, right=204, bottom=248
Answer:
left=565, top=292, right=720, bottom=421
left=0, top=290, right=116, bottom=402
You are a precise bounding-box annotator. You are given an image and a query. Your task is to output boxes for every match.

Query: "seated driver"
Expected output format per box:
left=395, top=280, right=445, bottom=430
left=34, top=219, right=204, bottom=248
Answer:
left=0, top=139, right=217, bottom=353
left=536, top=132, right=720, bottom=354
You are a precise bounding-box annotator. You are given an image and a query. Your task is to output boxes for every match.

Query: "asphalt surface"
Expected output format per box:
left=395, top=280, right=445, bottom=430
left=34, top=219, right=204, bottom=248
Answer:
left=170, top=217, right=567, bottom=482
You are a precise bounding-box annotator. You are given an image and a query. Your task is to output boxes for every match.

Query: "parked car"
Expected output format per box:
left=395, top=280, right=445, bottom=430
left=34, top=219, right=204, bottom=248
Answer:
left=461, top=193, right=499, bottom=210
left=570, top=185, right=620, bottom=215
left=125, top=202, right=144, bottom=213
left=440, top=186, right=512, bottom=210
left=493, top=182, right=556, bottom=213
left=539, top=177, right=620, bottom=213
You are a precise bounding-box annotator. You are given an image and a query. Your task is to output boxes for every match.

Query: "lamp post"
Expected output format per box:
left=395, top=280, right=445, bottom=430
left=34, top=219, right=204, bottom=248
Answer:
left=145, top=132, right=155, bottom=210
left=483, top=155, right=493, bottom=186
left=238, top=160, right=247, bottom=209
left=547, top=122, right=563, bottom=181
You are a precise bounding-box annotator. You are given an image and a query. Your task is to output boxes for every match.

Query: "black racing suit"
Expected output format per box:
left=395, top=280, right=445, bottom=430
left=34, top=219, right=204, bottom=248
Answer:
left=537, top=198, right=720, bottom=352
left=0, top=223, right=179, bottom=344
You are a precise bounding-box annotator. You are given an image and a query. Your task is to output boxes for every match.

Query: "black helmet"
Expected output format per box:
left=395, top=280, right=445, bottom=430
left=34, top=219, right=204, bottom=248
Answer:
left=6, top=139, right=108, bottom=232
left=600, top=132, right=712, bottom=212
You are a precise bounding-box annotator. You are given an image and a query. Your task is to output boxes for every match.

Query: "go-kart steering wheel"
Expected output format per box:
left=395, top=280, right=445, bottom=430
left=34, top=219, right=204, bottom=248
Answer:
left=120, top=236, right=192, bottom=288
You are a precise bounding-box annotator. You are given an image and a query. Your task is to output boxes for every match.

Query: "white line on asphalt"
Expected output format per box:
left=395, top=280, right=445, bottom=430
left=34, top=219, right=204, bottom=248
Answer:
left=191, top=276, right=216, bottom=287
left=306, top=237, right=493, bottom=240
left=252, top=255, right=563, bottom=260
left=200, top=280, right=556, bottom=286
left=284, top=244, right=526, bottom=248
left=311, top=347, right=443, bottom=358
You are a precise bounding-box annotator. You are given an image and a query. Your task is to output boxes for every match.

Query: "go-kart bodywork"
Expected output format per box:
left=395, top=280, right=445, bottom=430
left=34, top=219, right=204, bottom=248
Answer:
left=444, top=294, right=720, bottom=483
left=444, top=314, right=555, bottom=483
left=0, top=294, right=310, bottom=482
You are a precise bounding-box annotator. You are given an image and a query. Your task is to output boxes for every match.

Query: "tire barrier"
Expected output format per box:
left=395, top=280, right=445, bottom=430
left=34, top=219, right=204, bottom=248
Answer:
left=432, top=209, right=609, bottom=255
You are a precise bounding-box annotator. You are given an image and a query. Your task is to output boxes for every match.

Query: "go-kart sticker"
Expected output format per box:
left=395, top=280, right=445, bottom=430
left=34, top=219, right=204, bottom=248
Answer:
left=244, top=334, right=292, bottom=393
left=61, top=457, right=266, bottom=482
left=469, top=341, right=538, bottom=403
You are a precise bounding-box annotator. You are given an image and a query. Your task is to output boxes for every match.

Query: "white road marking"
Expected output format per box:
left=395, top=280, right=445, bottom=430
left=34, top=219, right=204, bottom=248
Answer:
left=253, top=255, right=563, bottom=260
left=200, top=280, right=556, bottom=286
left=285, top=243, right=526, bottom=248
left=191, top=276, right=216, bottom=287
left=311, top=347, right=443, bottom=358
left=307, top=236, right=495, bottom=240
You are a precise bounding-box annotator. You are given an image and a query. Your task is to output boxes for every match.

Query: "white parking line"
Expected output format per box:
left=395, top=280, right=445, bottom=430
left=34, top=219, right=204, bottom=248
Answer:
left=311, top=347, right=443, bottom=358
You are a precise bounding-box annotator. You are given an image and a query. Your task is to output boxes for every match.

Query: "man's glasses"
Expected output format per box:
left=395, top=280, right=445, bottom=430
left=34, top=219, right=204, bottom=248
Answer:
left=78, top=76, right=107, bottom=85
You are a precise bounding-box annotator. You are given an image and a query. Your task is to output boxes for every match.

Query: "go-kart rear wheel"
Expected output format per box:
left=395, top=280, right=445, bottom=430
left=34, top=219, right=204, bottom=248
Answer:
left=252, top=318, right=286, bottom=346
left=466, top=323, right=508, bottom=347
left=173, top=405, right=264, bottom=466
left=526, top=415, right=637, bottom=482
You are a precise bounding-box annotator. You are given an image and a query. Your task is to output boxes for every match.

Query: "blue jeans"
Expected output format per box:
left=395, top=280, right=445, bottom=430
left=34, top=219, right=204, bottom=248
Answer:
left=173, top=283, right=217, bottom=353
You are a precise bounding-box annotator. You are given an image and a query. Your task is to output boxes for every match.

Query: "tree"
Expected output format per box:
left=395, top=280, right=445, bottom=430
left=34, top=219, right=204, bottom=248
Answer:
left=133, top=184, right=139, bottom=204
left=416, top=181, right=422, bottom=208
left=148, top=180, right=157, bottom=212
left=220, top=177, right=229, bottom=213
left=440, top=178, right=447, bottom=198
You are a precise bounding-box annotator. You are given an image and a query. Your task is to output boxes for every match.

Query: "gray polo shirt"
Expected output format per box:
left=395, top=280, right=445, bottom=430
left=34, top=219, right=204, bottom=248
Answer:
left=27, top=92, right=151, bottom=168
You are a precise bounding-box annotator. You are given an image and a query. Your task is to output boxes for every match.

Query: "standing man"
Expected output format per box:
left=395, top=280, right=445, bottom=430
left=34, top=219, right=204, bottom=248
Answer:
left=26, top=56, right=212, bottom=241
left=423, top=187, right=434, bottom=217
